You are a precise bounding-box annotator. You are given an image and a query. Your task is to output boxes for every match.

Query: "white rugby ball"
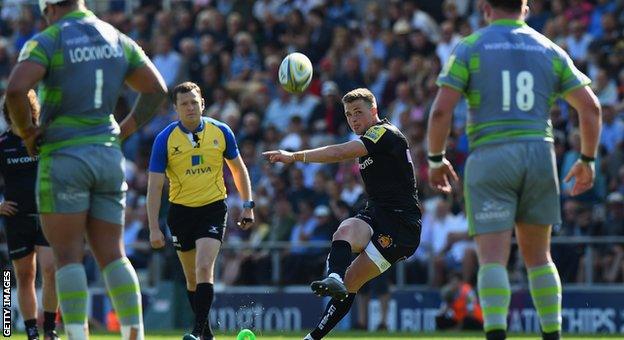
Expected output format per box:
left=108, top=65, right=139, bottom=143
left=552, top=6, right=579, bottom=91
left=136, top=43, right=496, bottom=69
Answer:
left=278, top=52, right=313, bottom=93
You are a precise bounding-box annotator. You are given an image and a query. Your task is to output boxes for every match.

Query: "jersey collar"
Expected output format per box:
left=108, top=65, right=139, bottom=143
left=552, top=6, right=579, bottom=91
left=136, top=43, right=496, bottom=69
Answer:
left=61, top=9, right=95, bottom=21
left=491, top=19, right=526, bottom=27
left=178, top=118, right=205, bottom=134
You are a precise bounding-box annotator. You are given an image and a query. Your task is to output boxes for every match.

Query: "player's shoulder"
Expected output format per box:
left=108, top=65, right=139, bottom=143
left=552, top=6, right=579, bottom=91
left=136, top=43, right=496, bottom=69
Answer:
left=155, top=121, right=179, bottom=140
left=362, top=120, right=401, bottom=144
left=35, top=23, right=62, bottom=42
left=204, top=116, right=234, bottom=134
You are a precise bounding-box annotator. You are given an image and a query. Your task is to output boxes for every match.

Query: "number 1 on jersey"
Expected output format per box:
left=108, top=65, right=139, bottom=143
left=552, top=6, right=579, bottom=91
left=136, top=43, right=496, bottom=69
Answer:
left=94, top=68, right=103, bottom=109
left=501, top=70, right=534, bottom=112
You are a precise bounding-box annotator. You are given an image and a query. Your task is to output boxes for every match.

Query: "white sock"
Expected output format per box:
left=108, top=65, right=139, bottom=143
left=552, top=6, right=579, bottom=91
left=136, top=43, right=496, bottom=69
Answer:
left=65, top=324, right=88, bottom=340
left=303, top=334, right=314, bottom=340
left=121, top=324, right=144, bottom=340
left=328, top=272, right=343, bottom=283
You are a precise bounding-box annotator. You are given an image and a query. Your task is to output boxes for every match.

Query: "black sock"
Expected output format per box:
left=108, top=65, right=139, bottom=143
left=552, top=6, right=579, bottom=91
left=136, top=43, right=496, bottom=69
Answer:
left=327, top=240, right=352, bottom=279
left=310, top=293, right=356, bottom=339
left=24, top=319, right=38, bottom=338
left=195, top=282, right=214, bottom=337
left=43, top=311, right=56, bottom=332
left=543, top=330, right=560, bottom=340
left=486, top=329, right=506, bottom=340
left=187, top=290, right=196, bottom=314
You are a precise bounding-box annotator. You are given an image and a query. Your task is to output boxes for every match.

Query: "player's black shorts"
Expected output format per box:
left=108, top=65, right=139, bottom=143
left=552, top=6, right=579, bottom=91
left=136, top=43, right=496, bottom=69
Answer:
left=355, top=203, right=421, bottom=266
left=5, top=214, right=49, bottom=260
left=167, top=200, right=228, bottom=252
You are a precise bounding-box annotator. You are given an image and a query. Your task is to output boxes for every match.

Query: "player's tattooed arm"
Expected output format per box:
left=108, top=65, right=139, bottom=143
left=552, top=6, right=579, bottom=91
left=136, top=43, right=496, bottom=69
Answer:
left=120, top=61, right=168, bottom=140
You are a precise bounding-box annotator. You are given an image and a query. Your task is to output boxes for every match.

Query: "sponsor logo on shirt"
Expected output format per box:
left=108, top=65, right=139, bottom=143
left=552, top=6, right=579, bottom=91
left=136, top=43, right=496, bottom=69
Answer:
left=18, top=41, right=38, bottom=62
left=377, top=234, right=393, bottom=249
left=359, top=157, right=374, bottom=170
left=363, top=126, right=386, bottom=143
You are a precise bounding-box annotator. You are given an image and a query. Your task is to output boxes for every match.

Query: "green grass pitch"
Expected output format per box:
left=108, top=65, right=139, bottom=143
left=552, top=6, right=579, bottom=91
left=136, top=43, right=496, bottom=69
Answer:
left=14, top=331, right=624, bottom=339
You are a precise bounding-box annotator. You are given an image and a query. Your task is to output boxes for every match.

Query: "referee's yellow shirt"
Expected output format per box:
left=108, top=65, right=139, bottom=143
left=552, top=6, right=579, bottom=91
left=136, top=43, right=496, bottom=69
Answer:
left=149, top=117, right=239, bottom=207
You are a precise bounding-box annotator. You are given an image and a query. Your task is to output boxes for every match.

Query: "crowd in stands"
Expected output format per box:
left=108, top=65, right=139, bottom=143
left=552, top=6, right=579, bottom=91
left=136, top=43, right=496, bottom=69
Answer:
left=0, top=0, right=623, bottom=289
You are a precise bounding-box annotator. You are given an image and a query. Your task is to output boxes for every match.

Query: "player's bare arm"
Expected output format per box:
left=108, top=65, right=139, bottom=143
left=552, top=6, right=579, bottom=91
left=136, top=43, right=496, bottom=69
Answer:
left=119, top=60, right=168, bottom=140
left=562, top=85, right=602, bottom=196
left=5, top=61, right=46, bottom=156
left=146, top=172, right=166, bottom=249
left=263, top=140, right=368, bottom=164
left=225, top=155, right=255, bottom=230
left=426, top=85, right=461, bottom=193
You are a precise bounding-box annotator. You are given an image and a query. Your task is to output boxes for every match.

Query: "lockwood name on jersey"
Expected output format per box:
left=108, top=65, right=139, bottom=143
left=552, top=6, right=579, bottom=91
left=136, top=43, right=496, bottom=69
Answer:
left=69, top=44, right=123, bottom=63
left=7, top=156, right=37, bottom=164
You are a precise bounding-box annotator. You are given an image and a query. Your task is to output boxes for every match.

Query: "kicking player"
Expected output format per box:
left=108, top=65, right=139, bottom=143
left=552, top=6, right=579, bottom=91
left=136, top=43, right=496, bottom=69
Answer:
left=0, top=93, right=58, bottom=340
left=5, top=0, right=167, bottom=339
left=264, top=88, right=422, bottom=340
left=147, top=82, right=255, bottom=340
left=426, top=1, right=601, bottom=339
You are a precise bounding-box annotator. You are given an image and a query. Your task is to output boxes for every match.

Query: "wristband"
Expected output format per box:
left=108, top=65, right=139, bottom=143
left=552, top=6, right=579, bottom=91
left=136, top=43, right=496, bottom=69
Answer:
left=243, top=200, right=255, bottom=209
left=427, top=152, right=445, bottom=162
left=579, top=154, right=595, bottom=163
left=428, top=159, right=445, bottom=169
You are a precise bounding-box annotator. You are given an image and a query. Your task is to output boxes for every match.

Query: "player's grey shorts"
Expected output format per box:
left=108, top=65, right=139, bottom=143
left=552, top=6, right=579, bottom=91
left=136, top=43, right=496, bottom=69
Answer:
left=464, top=141, right=561, bottom=236
left=37, top=144, right=126, bottom=225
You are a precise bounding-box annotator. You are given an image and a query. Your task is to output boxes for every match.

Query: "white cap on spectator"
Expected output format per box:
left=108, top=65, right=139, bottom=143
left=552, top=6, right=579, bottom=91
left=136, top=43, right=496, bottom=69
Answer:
left=607, top=192, right=624, bottom=204
left=321, top=81, right=339, bottom=96
left=314, top=205, right=331, bottom=217
left=39, top=0, right=66, bottom=14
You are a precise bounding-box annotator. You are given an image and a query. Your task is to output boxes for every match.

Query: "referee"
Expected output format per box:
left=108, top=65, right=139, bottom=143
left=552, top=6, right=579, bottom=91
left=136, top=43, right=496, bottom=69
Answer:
left=0, top=92, right=59, bottom=340
left=147, top=82, right=254, bottom=340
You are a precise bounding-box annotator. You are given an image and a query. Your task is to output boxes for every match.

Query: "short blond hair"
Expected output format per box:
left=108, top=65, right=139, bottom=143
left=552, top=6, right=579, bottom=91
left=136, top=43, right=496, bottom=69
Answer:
left=342, top=88, right=377, bottom=108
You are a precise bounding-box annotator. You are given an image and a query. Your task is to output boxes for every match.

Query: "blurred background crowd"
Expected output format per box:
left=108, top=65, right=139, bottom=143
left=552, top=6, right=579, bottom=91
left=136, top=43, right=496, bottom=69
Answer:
left=0, top=0, right=623, bottom=295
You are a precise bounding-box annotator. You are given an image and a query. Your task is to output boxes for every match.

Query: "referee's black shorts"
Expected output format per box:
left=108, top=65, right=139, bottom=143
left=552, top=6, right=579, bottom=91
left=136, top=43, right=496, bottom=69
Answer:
left=166, top=200, right=228, bottom=252
left=5, top=214, right=49, bottom=260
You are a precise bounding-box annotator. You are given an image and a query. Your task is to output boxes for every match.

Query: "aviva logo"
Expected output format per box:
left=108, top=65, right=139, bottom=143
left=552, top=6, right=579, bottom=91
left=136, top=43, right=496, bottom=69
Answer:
left=191, top=155, right=204, bottom=166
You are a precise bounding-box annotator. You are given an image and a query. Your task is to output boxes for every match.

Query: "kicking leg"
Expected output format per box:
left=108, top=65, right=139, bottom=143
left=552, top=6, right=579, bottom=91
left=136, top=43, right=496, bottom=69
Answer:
left=307, top=252, right=381, bottom=340
left=311, top=218, right=372, bottom=300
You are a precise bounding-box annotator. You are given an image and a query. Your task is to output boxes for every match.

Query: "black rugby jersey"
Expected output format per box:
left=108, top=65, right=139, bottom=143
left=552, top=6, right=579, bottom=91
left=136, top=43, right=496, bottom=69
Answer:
left=0, top=131, right=38, bottom=215
left=358, top=119, right=421, bottom=213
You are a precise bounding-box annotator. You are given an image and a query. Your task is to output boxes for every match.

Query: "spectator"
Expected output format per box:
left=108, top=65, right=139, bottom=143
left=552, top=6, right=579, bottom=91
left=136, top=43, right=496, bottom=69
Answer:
left=229, top=31, right=261, bottom=81
left=435, top=21, right=461, bottom=66
left=600, top=105, right=624, bottom=154
left=564, top=20, right=593, bottom=66
left=152, top=35, right=182, bottom=89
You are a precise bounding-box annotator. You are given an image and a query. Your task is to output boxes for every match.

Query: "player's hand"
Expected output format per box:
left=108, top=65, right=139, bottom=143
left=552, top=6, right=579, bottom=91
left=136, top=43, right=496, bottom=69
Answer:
left=237, top=208, right=254, bottom=230
left=0, top=201, right=18, bottom=216
left=564, top=160, right=595, bottom=196
left=428, top=159, right=459, bottom=193
left=19, top=125, right=41, bottom=157
left=149, top=228, right=166, bottom=249
left=262, top=150, right=295, bottom=164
